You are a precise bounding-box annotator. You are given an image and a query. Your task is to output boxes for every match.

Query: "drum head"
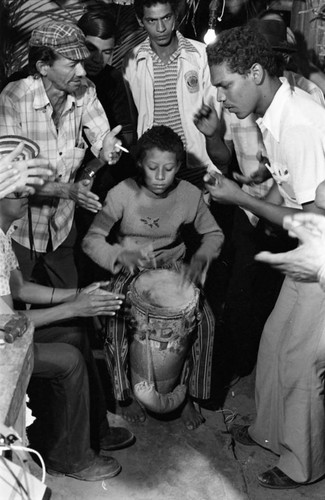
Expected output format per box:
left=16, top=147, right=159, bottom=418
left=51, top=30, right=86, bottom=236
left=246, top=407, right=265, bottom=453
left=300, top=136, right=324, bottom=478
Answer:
left=133, top=269, right=196, bottom=311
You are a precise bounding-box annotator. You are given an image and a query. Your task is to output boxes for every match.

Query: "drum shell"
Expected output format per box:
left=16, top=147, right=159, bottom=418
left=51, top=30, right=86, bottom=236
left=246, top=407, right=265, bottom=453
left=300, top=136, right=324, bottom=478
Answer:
left=127, top=269, right=199, bottom=395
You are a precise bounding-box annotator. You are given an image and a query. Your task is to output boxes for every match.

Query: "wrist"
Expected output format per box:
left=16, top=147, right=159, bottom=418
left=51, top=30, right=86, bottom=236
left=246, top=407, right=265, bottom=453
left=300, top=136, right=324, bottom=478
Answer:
left=79, top=166, right=96, bottom=181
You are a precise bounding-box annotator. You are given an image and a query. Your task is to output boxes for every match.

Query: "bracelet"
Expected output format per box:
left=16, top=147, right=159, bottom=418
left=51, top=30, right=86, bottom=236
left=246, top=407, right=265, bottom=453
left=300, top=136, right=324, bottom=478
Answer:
left=50, top=287, right=55, bottom=304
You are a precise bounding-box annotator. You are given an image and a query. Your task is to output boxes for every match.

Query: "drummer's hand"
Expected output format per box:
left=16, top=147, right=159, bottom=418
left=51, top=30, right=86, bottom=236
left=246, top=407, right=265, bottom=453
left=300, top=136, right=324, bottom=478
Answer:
left=69, top=180, right=102, bottom=213
left=71, top=281, right=124, bottom=316
left=118, top=242, right=155, bottom=274
left=118, top=248, right=151, bottom=274
left=186, top=254, right=208, bottom=285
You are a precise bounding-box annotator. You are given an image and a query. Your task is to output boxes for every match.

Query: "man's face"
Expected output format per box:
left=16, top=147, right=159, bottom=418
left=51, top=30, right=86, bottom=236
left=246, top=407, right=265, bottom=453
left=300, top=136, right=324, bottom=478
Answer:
left=141, top=3, right=176, bottom=47
left=210, top=62, right=258, bottom=119
left=84, top=36, right=115, bottom=77
left=45, top=55, right=86, bottom=94
left=2, top=192, right=29, bottom=221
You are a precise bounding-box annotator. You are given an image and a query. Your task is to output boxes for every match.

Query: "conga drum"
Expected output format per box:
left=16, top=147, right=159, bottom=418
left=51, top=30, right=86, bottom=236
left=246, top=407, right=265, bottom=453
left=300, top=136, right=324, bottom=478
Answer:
left=128, top=269, right=200, bottom=413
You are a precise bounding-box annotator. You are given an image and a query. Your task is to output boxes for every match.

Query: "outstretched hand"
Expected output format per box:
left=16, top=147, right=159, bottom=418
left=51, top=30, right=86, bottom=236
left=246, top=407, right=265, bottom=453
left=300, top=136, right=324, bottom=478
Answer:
left=71, top=281, right=125, bottom=316
left=69, top=179, right=102, bottom=213
left=102, top=125, right=123, bottom=165
left=255, top=212, right=325, bottom=282
left=0, top=142, right=52, bottom=198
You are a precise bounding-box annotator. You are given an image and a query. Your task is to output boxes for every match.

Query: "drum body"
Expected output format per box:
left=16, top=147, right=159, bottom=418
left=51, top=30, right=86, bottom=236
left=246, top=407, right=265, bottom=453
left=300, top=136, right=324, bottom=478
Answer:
left=128, top=269, right=199, bottom=395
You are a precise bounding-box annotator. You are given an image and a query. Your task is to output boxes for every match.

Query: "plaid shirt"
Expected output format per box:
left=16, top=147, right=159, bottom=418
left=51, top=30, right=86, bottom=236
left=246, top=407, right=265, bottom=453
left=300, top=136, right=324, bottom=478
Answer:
left=0, top=76, right=110, bottom=252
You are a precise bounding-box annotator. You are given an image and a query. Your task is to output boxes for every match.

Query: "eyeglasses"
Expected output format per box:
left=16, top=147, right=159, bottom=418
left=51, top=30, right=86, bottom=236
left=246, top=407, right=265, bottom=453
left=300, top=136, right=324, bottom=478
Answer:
left=5, top=192, right=29, bottom=199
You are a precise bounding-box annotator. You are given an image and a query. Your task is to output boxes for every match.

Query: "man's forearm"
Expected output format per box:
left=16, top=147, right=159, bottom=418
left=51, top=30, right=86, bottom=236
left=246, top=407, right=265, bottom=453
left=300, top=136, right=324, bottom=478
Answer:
left=206, top=134, right=232, bottom=169
left=13, top=281, right=77, bottom=305
left=24, top=302, right=76, bottom=327
left=237, top=192, right=302, bottom=226
left=34, top=180, right=71, bottom=199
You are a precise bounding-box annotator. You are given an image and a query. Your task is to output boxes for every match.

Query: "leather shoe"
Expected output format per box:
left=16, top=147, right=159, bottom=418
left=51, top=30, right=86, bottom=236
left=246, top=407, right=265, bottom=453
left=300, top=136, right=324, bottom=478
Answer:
left=230, top=424, right=256, bottom=446
left=100, top=426, right=135, bottom=455
left=257, top=467, right=301, bottom=489
left=47, top=455, right=121, bottom=481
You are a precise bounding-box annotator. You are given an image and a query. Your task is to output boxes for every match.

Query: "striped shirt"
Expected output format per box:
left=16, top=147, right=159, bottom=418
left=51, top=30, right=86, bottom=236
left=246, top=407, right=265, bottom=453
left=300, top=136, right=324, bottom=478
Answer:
left=0, top=76, right=110, bottom=252
left=146, top=33, right=198, bottom=149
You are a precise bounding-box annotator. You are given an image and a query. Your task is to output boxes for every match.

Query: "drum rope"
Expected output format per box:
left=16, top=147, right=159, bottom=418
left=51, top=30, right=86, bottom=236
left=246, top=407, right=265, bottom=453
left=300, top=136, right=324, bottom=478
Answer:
left=145, top=314, right=154, bottom=385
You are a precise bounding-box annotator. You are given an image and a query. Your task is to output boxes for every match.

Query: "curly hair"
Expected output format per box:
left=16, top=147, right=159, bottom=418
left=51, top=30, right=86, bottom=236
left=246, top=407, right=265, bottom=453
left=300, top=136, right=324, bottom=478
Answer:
left=207, top=24, right=278, bottom=77
left=135, top=125, right=184, bottom=166
left=134, top=0, right=179, bottom=20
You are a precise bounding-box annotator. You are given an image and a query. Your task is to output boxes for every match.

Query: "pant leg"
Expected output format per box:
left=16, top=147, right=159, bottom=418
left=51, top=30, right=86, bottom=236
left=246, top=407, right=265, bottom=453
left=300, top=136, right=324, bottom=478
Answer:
left=34, top=323, right=108, bottom=449
left=188, top=292, right=215, bottom=400
left=103, top=270, right=135, bottom=401
left=250, top=277, right=325, bottom=483
left=32, top=342, right=94, bottom=473
left=223, top=208, right=289, bottom=376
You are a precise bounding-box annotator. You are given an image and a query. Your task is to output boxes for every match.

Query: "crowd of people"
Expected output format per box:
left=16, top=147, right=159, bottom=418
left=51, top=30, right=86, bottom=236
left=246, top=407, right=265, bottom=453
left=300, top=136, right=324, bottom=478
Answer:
left=1, top=0, right=325, bottom=491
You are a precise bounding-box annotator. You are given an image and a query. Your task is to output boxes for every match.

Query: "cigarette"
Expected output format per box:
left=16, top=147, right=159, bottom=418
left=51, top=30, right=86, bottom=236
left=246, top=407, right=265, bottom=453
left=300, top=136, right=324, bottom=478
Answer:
left=115, top=143, right=129, bottom=154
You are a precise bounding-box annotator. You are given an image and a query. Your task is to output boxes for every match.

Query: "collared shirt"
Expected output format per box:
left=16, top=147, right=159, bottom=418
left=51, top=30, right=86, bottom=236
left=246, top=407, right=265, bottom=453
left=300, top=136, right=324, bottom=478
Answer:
left=123, top=32, right=221, bottom=172
left=0, top=225, right=19, bottom=296
left=0, top=76, right=110, bottom=252
left=224, top=72, right=325, bottom=223
left=256, top=77, right=325, bottom=209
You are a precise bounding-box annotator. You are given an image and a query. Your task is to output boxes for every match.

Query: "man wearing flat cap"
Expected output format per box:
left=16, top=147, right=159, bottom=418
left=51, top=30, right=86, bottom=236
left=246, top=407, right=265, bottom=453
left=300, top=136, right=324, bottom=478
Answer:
left=0, top=21, right=122, bottom=289
left=0, top=21, right=135, bottom=481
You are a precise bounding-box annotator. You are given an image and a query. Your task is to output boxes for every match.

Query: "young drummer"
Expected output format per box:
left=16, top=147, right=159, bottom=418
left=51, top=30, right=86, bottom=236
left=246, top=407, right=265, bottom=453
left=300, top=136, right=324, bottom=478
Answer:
left=82, top=125, right=224, bottom=429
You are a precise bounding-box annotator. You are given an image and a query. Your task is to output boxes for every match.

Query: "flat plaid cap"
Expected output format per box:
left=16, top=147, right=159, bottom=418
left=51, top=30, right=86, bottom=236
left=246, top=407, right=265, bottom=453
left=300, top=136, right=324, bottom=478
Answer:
left=29, top=22, right=90, bottom=61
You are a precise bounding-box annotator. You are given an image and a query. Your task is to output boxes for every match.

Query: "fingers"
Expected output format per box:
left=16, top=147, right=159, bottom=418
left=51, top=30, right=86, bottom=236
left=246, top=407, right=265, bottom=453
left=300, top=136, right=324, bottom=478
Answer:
left=109, top=124, right=123, bottom=138
left=2, top=142, right=25, bottom=163
left=0, top=167, right=21, bottom=198
left=254, top=250, right=289, bottom=265
left=283, top=213, right=325, bottom=239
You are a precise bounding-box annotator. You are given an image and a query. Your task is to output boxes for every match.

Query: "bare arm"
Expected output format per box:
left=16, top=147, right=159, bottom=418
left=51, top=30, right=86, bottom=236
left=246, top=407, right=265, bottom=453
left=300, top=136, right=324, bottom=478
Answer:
left=193, top=104, right=232, bottom=170
left=204, top=173, right=325, bottom=227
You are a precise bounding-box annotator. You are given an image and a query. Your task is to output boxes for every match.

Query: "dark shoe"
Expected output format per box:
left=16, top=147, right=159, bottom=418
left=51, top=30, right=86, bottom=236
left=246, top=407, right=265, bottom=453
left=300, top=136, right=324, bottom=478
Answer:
left=100, top=426, right=135, bottom=455
left=257, top=467, right=302, bottom=489
left=230, top=424, right=256, bottom=446
left=47, top=455, right=121, bottom=481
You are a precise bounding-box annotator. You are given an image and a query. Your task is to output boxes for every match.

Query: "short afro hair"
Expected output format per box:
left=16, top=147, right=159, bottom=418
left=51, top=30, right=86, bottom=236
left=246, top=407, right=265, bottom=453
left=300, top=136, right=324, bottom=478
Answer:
left=134, top=0, right=179, bottom=21
left=207, top=24, right=278, bottom=77
left=135, top=125, right=184, bottom=166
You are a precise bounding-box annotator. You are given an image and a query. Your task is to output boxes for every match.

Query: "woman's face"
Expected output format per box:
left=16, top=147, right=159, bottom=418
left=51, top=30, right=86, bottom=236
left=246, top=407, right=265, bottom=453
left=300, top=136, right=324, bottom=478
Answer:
left=140, top=147, right=180, bottom=195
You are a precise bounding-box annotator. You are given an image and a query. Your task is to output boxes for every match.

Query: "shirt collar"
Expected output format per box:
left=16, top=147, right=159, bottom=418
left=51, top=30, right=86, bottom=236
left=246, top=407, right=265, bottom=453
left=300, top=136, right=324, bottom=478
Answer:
left=256, top=77, right=292, bottom=142
left=136, top=31, right=198, bottom=62
left=0, top=224, right=16, bottom=239
left=32, top=76, right=82, bottom=112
